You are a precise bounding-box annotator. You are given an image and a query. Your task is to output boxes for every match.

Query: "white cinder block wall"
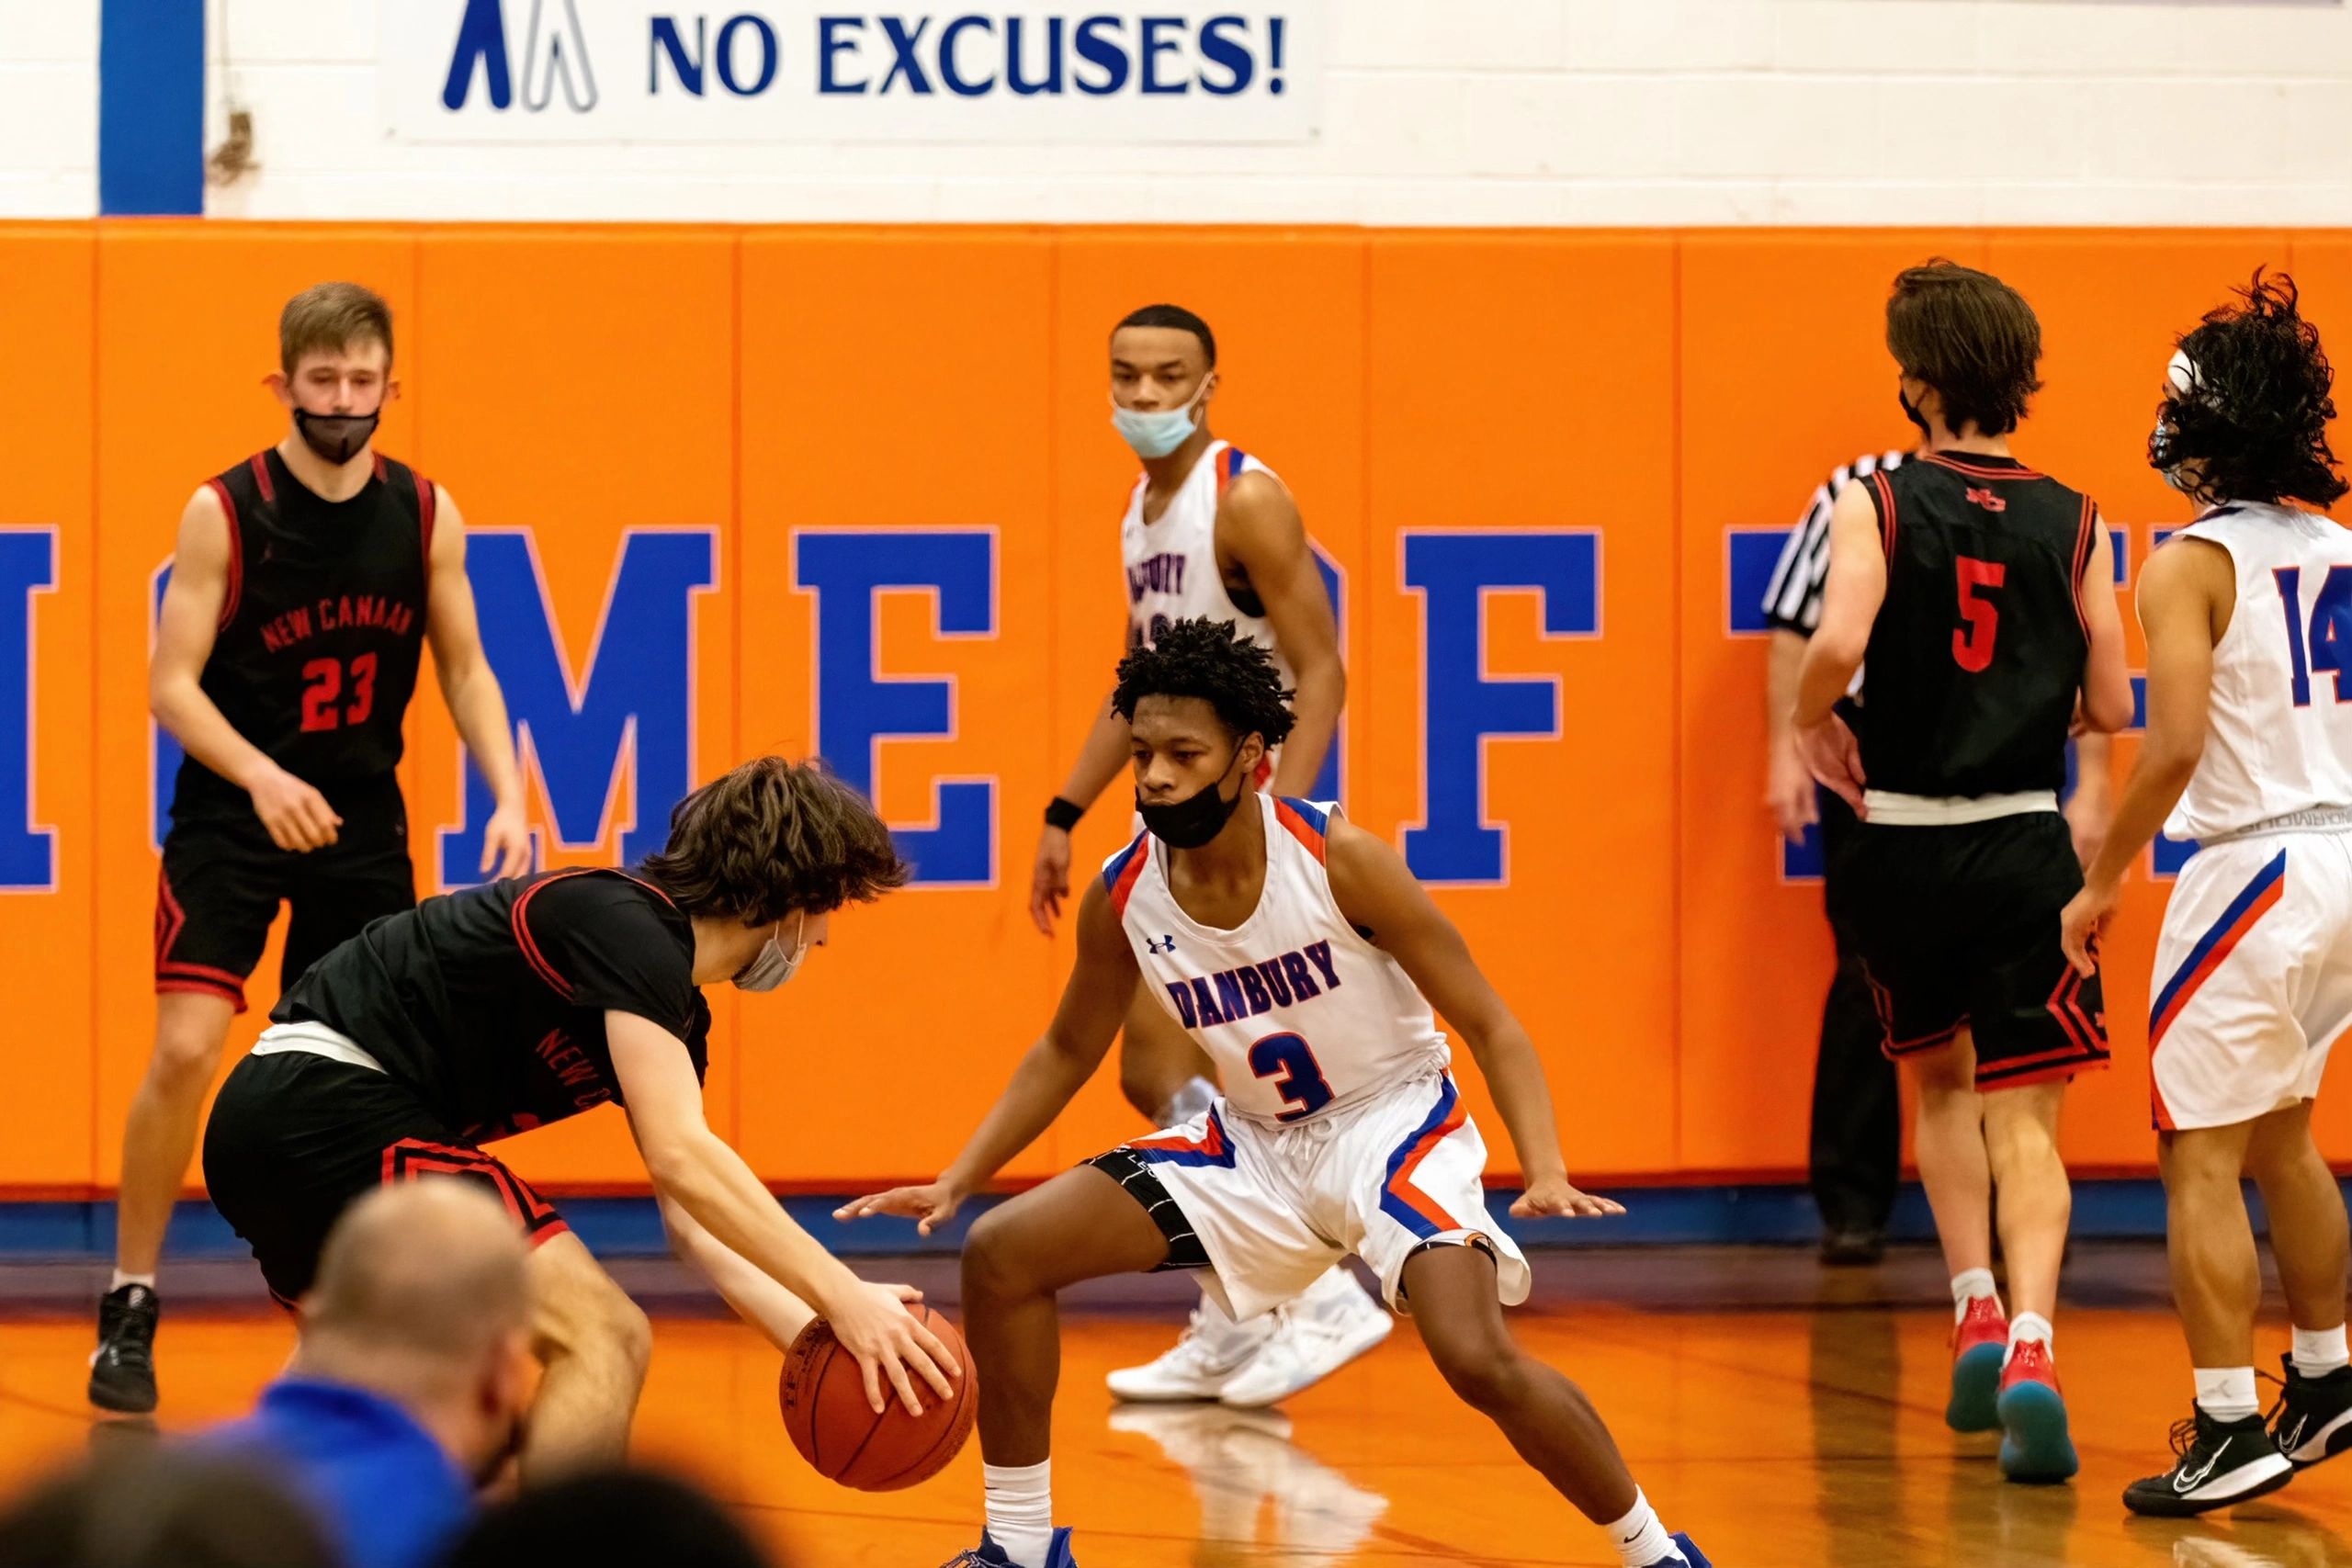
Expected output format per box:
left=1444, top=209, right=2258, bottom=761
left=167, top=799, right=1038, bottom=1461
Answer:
left=15, top=0, right=2352, bottom=224
left=1, top=3, right=98, bottom=217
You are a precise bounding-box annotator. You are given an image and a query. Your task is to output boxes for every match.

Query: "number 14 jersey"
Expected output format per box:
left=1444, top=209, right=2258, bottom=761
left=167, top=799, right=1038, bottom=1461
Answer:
left=2164, top=502, right=2352, bottom=840
left=1102, top=794, right=1450, bottom=1126
left=1856, top=451, right=2099, bottom=799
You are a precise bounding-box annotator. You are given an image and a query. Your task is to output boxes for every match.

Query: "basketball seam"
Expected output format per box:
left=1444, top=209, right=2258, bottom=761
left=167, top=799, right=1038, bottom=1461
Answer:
left=803, top=1335, right=844, bottom=1477
left=866, top=1306, right=972, bottom=1490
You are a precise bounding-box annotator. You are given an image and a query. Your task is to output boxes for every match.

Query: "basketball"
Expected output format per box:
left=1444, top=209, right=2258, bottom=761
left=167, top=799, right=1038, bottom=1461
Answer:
left=779, top=1305, right=975, bottom=1492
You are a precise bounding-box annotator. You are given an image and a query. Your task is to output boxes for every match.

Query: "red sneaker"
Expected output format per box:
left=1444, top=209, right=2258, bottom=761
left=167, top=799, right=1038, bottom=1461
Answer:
left=1947, top=1295, right=2007, bottom=1433
left=1995, top=1339, right=2077, bottom=1482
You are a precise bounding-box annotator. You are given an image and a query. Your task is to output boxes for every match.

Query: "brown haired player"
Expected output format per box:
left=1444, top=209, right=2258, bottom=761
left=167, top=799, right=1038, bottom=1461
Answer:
left=201, top=757, right=957, bottom=1475
left=96, top=283, right=536, bottom=1414
left=1793, top=261, right=2134, bottom=1483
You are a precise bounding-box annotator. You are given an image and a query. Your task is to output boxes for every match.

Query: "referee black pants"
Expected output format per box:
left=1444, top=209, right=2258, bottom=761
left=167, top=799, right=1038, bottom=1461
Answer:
left=1809, top=789, right=1901, bottom=1237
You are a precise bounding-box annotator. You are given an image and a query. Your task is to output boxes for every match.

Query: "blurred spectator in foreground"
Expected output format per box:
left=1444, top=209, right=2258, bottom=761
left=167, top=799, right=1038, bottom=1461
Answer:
left=205, top=1180, right=534, bottom=1568
left=0, top=1447, right=338, bottom=1568
left=442, top=1467, right=775, bottom=1568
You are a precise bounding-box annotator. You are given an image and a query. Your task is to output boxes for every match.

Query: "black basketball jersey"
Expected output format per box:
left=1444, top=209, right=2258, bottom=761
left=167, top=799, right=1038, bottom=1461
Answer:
left=274, top=867, right=712, bottom=1142
left=1857, top=452, right=2098, bottom=798
left=172, top=448, right=433, bottom=818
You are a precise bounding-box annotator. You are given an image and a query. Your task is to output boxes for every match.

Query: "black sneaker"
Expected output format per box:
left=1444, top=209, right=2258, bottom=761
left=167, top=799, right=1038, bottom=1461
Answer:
left=2270, top=1353, right=2352, bottom=1468
left=88, top=1284, right=159, bottom=1415
left=1820, top=1228, right=1886, bottom=1267
left=2123, top=1407, right=2296, bottom=1517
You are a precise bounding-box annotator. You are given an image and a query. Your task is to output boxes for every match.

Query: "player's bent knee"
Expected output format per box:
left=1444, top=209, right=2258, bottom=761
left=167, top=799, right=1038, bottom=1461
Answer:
left=148, top=1025, right=228, bottom=1088
left=1430, top=1339, right=1535, bottom=1416
left=531, top=1241, right=651, bottom=1381
left=961, top=1205, right=1038, bottom=1302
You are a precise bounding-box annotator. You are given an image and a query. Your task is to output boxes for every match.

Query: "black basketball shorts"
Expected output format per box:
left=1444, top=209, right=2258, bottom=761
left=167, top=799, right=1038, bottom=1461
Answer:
left=154, top=784, right=415, bottom=1011
left=203, top=1050, right=569, bottom=1306
left=1825, top=809, right=2109, bottom=1090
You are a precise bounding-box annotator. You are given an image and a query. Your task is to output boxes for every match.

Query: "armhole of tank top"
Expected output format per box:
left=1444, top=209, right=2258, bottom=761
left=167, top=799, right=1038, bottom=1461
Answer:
left=2069, top=495, right=2098, bottom=641
left=414, top=468, right=438, bottom=595
left=1282, top=799, right=1382, bottom=960
left=1867, top=468, right=1896, bottom=558
left=204, top=476, right=243, bottom=631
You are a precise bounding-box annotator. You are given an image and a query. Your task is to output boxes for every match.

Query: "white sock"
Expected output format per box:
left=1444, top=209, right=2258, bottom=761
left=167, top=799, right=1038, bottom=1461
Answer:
left=2195, top=1366, right=2260, bottom=1423
left=108, top=1271, right=155, bottom=1295
left=2294, top=1325, right=2350, bottom=1378
left=2004, top=1312, right=2052, bottom=1365
left=983, top=1461, right=1053, bottom=1568
left=1951, top=1269, right=1999, bottom=1324
left=1604, top=1489, right=1675, bottom=1568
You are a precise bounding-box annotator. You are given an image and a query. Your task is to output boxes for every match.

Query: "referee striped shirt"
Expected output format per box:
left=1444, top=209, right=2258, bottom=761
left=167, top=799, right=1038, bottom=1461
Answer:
left=1761, top=450, right=1910, bottom=635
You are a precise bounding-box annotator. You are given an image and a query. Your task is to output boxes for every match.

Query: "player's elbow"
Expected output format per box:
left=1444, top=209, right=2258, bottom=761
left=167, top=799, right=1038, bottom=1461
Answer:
left=636, top=1123, right=715, bottom=1200
left=2083, top=677, right=2136, bottom=735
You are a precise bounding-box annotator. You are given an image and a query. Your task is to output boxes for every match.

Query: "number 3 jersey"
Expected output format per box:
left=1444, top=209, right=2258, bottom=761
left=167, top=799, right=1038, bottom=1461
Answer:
left=2162, top=502, right=2352, bottom=840
left=1856, top=452, right=2098, bottom=798
left=175, top=447, right=433, bottom=819
left=1103, top=794, right=1450, bottom=1124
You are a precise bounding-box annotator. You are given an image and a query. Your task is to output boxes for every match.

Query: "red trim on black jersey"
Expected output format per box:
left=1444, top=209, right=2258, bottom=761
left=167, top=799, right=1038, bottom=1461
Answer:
left=205, top=477, right=243, bottom=630
left=1920, top=452, right=2046, bottom=482
left=507, top=867, right=680, bottom=1003
left=371, top=451, right=388, bottom=481
left=2069, top=496, right=2098, bottom=640
left=1869, top=468, right=1898, bottom=558
left=248, top=451, right=276, bottom=505
left=415, top=468, right=437, bottom=570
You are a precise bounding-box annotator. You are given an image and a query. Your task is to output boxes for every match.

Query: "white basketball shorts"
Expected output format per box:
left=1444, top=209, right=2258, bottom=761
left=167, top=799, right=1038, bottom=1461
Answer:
left=2150, top=829, right=2352, bottom=1131
left=1112, top=1066, right=1532, bottom=1320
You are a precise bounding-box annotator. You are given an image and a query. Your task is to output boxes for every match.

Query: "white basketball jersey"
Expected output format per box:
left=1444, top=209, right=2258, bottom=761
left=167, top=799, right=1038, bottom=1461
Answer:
left=2165, top=502, right=2352, bottom=840
left=1121, top=440, right=1294, bottom=686
left=1102, top=794, right=1449, bottom=1125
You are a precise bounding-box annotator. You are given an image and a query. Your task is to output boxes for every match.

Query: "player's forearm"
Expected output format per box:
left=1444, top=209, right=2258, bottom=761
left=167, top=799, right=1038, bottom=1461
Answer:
left=2083, top=750, right=2199, bottom=893
left=1765, top=632, right=1805, bottom=749
left=1462, top=1024, right=1569, bottom=1184
left=1792, top=636, right=1865, bottom=727
left=151, top=677, right=277, bottom=791
left=650, top=1131, right=863, bottom=1313
left=939, top=1038, right=1097, bottom=1194
left=661, top=1194, right=816, bottom=1351
left=1270, top=660, right=1343, bottom=796
left=1055, top=699, right=1134, bottom=810
left=444, top=667, right=526, bottom=808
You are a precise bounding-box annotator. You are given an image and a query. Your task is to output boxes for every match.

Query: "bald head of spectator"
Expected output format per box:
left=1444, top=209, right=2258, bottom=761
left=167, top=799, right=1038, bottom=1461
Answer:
left=294, top=1181, right=535, bottom=1483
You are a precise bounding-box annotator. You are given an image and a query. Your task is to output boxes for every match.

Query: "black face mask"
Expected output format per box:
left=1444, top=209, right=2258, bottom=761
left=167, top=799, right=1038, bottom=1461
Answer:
left=1137, top=750, right=1248, bottom=850
left=1898, top=385, right=1931, bottom=440
left=293, top=407, right=380, bottom=466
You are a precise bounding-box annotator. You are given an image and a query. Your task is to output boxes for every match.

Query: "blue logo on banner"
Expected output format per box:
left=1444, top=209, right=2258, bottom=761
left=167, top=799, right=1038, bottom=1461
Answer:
left=1399, top=531, right=1600, bottom=886
left=0, top=530, right=56, bottom=890
left=795, top=529, right=996, bottom=886
left=438, top=529, right=718, bottom=886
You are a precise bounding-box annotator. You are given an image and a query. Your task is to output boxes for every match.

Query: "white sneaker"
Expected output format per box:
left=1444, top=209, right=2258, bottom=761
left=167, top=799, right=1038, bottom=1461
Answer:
left=1217, top=1273, right=1393, bottom=1408
left=1106, top=1305, right=1274, bottom=1402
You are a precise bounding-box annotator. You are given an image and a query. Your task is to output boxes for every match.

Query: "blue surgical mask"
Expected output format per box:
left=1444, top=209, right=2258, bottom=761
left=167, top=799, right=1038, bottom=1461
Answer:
left=1111, top=376, right=1216, bottom=459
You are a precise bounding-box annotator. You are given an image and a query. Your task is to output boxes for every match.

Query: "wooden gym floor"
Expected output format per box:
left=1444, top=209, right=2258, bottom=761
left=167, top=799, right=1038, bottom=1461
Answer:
left=3, top=1245, right=2351, bottom=1566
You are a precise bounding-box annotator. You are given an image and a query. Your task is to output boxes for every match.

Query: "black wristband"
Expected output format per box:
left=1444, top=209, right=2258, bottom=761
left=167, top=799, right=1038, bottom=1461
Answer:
left=1044, top=796, right=1085, bottom=832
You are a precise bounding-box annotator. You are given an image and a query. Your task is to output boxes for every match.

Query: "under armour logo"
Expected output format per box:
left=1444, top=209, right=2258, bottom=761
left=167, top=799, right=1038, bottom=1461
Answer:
left=1145, top=934, right=1178, bottom=955
left=1965, top=486, right=2007, bottom=513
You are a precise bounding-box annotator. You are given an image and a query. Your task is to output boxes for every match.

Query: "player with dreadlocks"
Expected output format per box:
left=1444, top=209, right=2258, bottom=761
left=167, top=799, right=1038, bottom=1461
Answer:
left=2062, top=271, right=2352, bottom=1515
left=841, top=617, right=1709, bottom=1568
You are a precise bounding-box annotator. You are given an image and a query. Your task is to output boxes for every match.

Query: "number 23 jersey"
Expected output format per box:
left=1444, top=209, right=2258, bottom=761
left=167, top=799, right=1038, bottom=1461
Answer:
left=1102, top=794, right=1450, bottom=1124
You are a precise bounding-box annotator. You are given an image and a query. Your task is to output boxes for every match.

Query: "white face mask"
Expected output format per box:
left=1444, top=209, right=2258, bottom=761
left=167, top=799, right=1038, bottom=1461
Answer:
left=1110, top=374, right=1216, bottom=459
left=731, top=911, right=809, bottom=993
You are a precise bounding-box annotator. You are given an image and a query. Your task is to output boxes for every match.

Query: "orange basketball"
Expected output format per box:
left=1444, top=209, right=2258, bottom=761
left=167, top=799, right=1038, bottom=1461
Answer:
left=779, top=1304, right=976, bottom=1491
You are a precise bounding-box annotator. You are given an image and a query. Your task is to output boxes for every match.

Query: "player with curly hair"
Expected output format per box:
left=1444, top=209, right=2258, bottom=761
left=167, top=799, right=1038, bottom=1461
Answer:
left=2064, top=270, right=2352, bottom=1515
left=201, top=756, right=956, bottom=1479
left=842, top=618, right=1708, bottom=1568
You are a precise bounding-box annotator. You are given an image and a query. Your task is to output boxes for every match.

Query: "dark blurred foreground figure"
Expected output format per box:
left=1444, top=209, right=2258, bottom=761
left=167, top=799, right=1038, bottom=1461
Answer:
left=202, top=1181, right=534, bottom=1568
left=441, top=1468, right=775, bottom=1568
left=0, top=1447, right=338, bottom=1568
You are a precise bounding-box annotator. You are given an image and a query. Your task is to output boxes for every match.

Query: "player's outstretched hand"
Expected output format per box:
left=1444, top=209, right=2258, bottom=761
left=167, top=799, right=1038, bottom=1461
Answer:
left=480, top=800, right=535, bottom=881
left=248, top=763, right=343, bottom=852
left=833, top=1181, right=967, bottom=1237
left=2058, top=879, right=2116, bottom=979
left=1510, top=1177, right=1625, bottom=1220
left=821, top=1278, right=959, bottom=1416
left=1030, top=828, right=1073, bottom=935
left=1793, top=713, right=1868, bottom=817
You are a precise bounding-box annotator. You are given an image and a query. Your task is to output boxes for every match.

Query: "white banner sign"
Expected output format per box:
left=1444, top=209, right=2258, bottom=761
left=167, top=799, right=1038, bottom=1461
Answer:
left=381, top=1, right=1322, bottom=143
